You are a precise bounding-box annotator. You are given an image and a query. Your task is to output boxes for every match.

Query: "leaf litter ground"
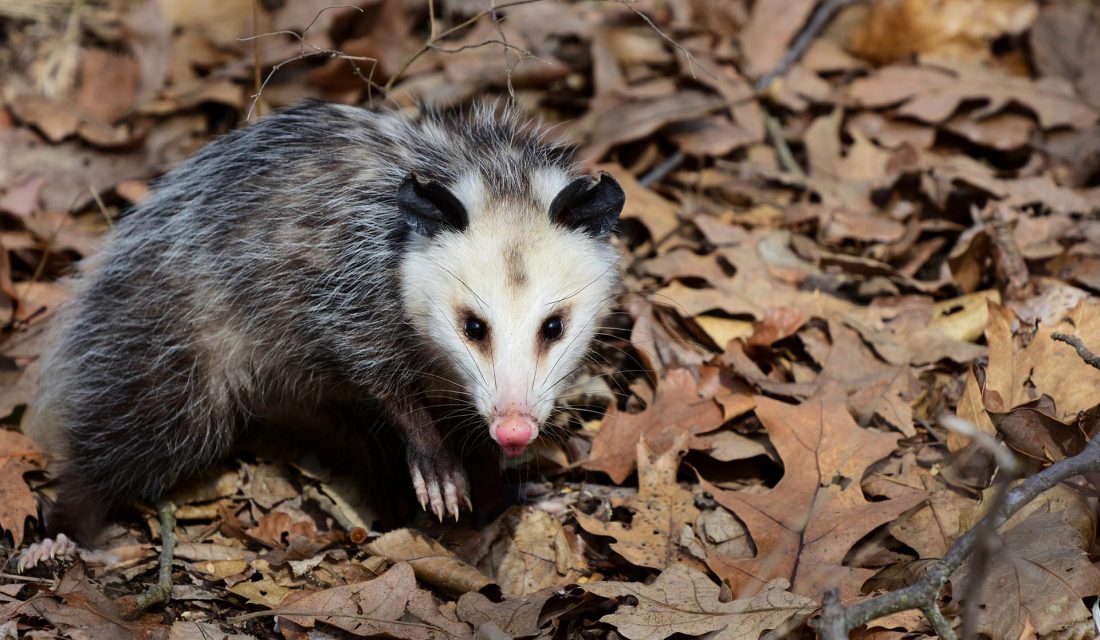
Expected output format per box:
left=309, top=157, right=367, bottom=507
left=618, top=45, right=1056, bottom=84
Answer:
left=1, top=0, right=1100, bottom=638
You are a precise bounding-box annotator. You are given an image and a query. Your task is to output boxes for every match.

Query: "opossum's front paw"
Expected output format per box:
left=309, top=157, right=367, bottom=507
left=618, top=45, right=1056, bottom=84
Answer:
left=16, top=534, right=79, bottom=572
left=408, top=452, right=471, bottom=522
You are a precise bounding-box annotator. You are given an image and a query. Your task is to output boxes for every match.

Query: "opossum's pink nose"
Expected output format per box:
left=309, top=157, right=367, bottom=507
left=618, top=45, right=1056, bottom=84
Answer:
left=490, top=413, right=537, bottom=457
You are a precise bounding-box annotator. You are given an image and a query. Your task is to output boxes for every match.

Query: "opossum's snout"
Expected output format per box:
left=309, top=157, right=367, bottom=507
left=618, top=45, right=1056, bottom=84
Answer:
left=489, top=412, right=538, bottom=457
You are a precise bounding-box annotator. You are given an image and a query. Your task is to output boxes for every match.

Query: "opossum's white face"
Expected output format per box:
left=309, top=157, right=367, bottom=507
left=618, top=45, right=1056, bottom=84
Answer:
left=399, top=169, right=624, bottom=456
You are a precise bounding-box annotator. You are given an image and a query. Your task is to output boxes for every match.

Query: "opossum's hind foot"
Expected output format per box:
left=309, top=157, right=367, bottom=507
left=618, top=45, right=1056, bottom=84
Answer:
left=16, top=534, right=79, bottom=572
left=409, top=454, right=471, bottom=522
left=15, top=534, right=118, bottom=572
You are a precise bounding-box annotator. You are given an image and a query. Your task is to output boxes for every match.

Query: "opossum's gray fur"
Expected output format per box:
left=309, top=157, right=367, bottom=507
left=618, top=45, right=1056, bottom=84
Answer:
left=34, top=100, right=581, bottom=539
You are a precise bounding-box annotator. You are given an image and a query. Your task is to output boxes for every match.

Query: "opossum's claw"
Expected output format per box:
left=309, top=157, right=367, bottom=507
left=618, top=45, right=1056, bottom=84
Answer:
left=411, top=466, right=430, bottom=511
left=408, top=457, right=469, bottom=522
left=16, top=534, right=79, bottom=572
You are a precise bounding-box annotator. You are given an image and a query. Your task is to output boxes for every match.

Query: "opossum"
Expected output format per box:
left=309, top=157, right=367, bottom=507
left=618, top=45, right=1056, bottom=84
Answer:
left=30, top=100, right=625, bottom=546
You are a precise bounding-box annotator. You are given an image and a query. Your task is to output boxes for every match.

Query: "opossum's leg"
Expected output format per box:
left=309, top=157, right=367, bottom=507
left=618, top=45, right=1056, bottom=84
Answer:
left=118, top=500, right=177, bottom=619
left=383, top=395, right=470, bottom=521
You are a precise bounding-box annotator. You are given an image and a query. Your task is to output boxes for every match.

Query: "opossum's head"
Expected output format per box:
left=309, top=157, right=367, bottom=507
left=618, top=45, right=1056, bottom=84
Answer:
left=399, top=169, right=624, bottom=457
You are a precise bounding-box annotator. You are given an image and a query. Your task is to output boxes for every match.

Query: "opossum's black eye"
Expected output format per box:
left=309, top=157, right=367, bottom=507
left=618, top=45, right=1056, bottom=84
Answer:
left=541, top=316, right=564, bottom=342
left=464, top=317, right=487, bottom=341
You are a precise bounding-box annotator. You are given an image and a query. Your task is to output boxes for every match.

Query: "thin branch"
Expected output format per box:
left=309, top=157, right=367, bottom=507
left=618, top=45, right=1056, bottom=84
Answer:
left=817, top=408, right=1100, bottom=637
left=639, top=151, right=685, bottom=187
left=762, top=107, right=805, bottom=178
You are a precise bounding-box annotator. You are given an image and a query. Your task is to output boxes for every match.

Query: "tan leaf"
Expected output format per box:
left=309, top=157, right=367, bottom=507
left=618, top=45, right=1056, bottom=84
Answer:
left=456, top=591, right=550, bottom=638
left=366, top=528, right=493, bottom=594
left=704, top=384, right=925, bottom=599
left=0, top=431, right=45, bottom=547
left=597, top=163, right=680, bottom=241
left=741, top=0, right=817, bottom=78
left=982, top=300, right=1100, bottom=420
left=274, top=562, right=419, bottom=635
left=479, top=507, right=587, bottom=597
left=576, top=434, right=699, bottom=570
left=955, top=509, right=1100, bottom=638
left=585, top=564, right=815, bottom=640
left=583, top=369, right=724, bottom=484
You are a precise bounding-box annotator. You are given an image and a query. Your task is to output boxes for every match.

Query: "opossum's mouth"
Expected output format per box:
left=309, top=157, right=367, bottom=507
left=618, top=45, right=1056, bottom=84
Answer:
left=489, top=413, right=539, bottom=457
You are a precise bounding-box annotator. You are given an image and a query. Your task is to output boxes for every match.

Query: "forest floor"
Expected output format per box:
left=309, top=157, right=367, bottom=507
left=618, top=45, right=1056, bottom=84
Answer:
left=2, top=0, right=1100, bottom=638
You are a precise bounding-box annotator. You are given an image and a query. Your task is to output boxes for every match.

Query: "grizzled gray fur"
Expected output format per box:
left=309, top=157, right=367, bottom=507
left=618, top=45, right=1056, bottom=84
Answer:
left=33, top=100, right=626, bottom=541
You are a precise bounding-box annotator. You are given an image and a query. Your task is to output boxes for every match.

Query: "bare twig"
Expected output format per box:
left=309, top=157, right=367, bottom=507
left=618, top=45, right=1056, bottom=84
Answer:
left=383, top=0, right=545, bottom=92
left=119, top=501, right=177, bottom=619
left=251, top=0, right=263, bottom=119
left=816, top=332, right=1100, bottom=637
left=639, top=151, right=686, bottom=187
left=762, top=107, right=805, bottom=178
left=754, top=0, right=864, bottom=93
left=612, top=0, right=714, bottom=80
left=238, top=5, right=389, bottom=117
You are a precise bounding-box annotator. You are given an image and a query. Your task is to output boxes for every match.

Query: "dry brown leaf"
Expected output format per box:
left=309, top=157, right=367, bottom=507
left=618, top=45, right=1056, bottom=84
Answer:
left=703, top=384, right=924, bottom=599
left=597, top=163, right=681, bottom=241
left=456, top=591, right=550, bottom=638
left=1030, top=1, right=1100, bottom=109
left=581, top=91, right=725, bottom=161
left=366, top=528, right=494, bottom=595
left=227, top=577, right=292, bottom=608
left=0, top=430, right=46, bottom=547
left=981, top=300, right=1100, bottom=420
left=274, top=562, right=444, bottom=637
left=478, top=506, right=587, bottom=597
left=585, top=564, right=815, bottom=640
left=741, top=0, right=817, bottom=78
left=77, top=49, right=140, bottom=124
left=0, top=563, right=165, bottom=638
left=576, top=434, right=699, bottom=570
left=989, top=394, right=1090, bottom=463
left=7, top=95, right=79, bottom=142
left=583, top=369, right=724, bottom=484
left=955, top=510, right=1100, bottom=639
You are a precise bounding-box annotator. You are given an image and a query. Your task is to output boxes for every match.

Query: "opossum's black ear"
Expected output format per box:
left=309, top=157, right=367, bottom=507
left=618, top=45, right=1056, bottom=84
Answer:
left=398, top=173, right=469, bottom=237
left=548, top=172, right=625, bottom=237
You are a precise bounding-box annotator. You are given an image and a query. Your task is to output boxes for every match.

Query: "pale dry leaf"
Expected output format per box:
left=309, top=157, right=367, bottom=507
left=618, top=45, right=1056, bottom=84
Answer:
left=741, top=0, right=817, bottom=78
left=585, top=564, right=815, bottom=640
left=955, top=510, right=1100, bottom=639
left=576, top=434, right=699, bottom=570
left=703, top=384, right=924, bottom=599
left=456, top=591, right=549, bottom=638
left=584, top=368, right=724, bottom=484
left=479, top=506, right=587, bottom=597
left=274, top=562, right=416, bottom=635
left=366, top=528, right=494, bottom=594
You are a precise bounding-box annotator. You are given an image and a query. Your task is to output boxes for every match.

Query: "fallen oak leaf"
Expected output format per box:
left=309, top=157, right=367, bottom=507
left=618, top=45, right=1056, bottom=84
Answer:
left=584, top=564, right=815, bottom=640
left=954, top=509, right=1100, bottom=639
left=576, top=433, right=699, bottom=570
left=583, top=368, right=724, bottom=484
left=703, top=384, right=924, bottom=600
left=0, top=431, right=46, bottom=547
